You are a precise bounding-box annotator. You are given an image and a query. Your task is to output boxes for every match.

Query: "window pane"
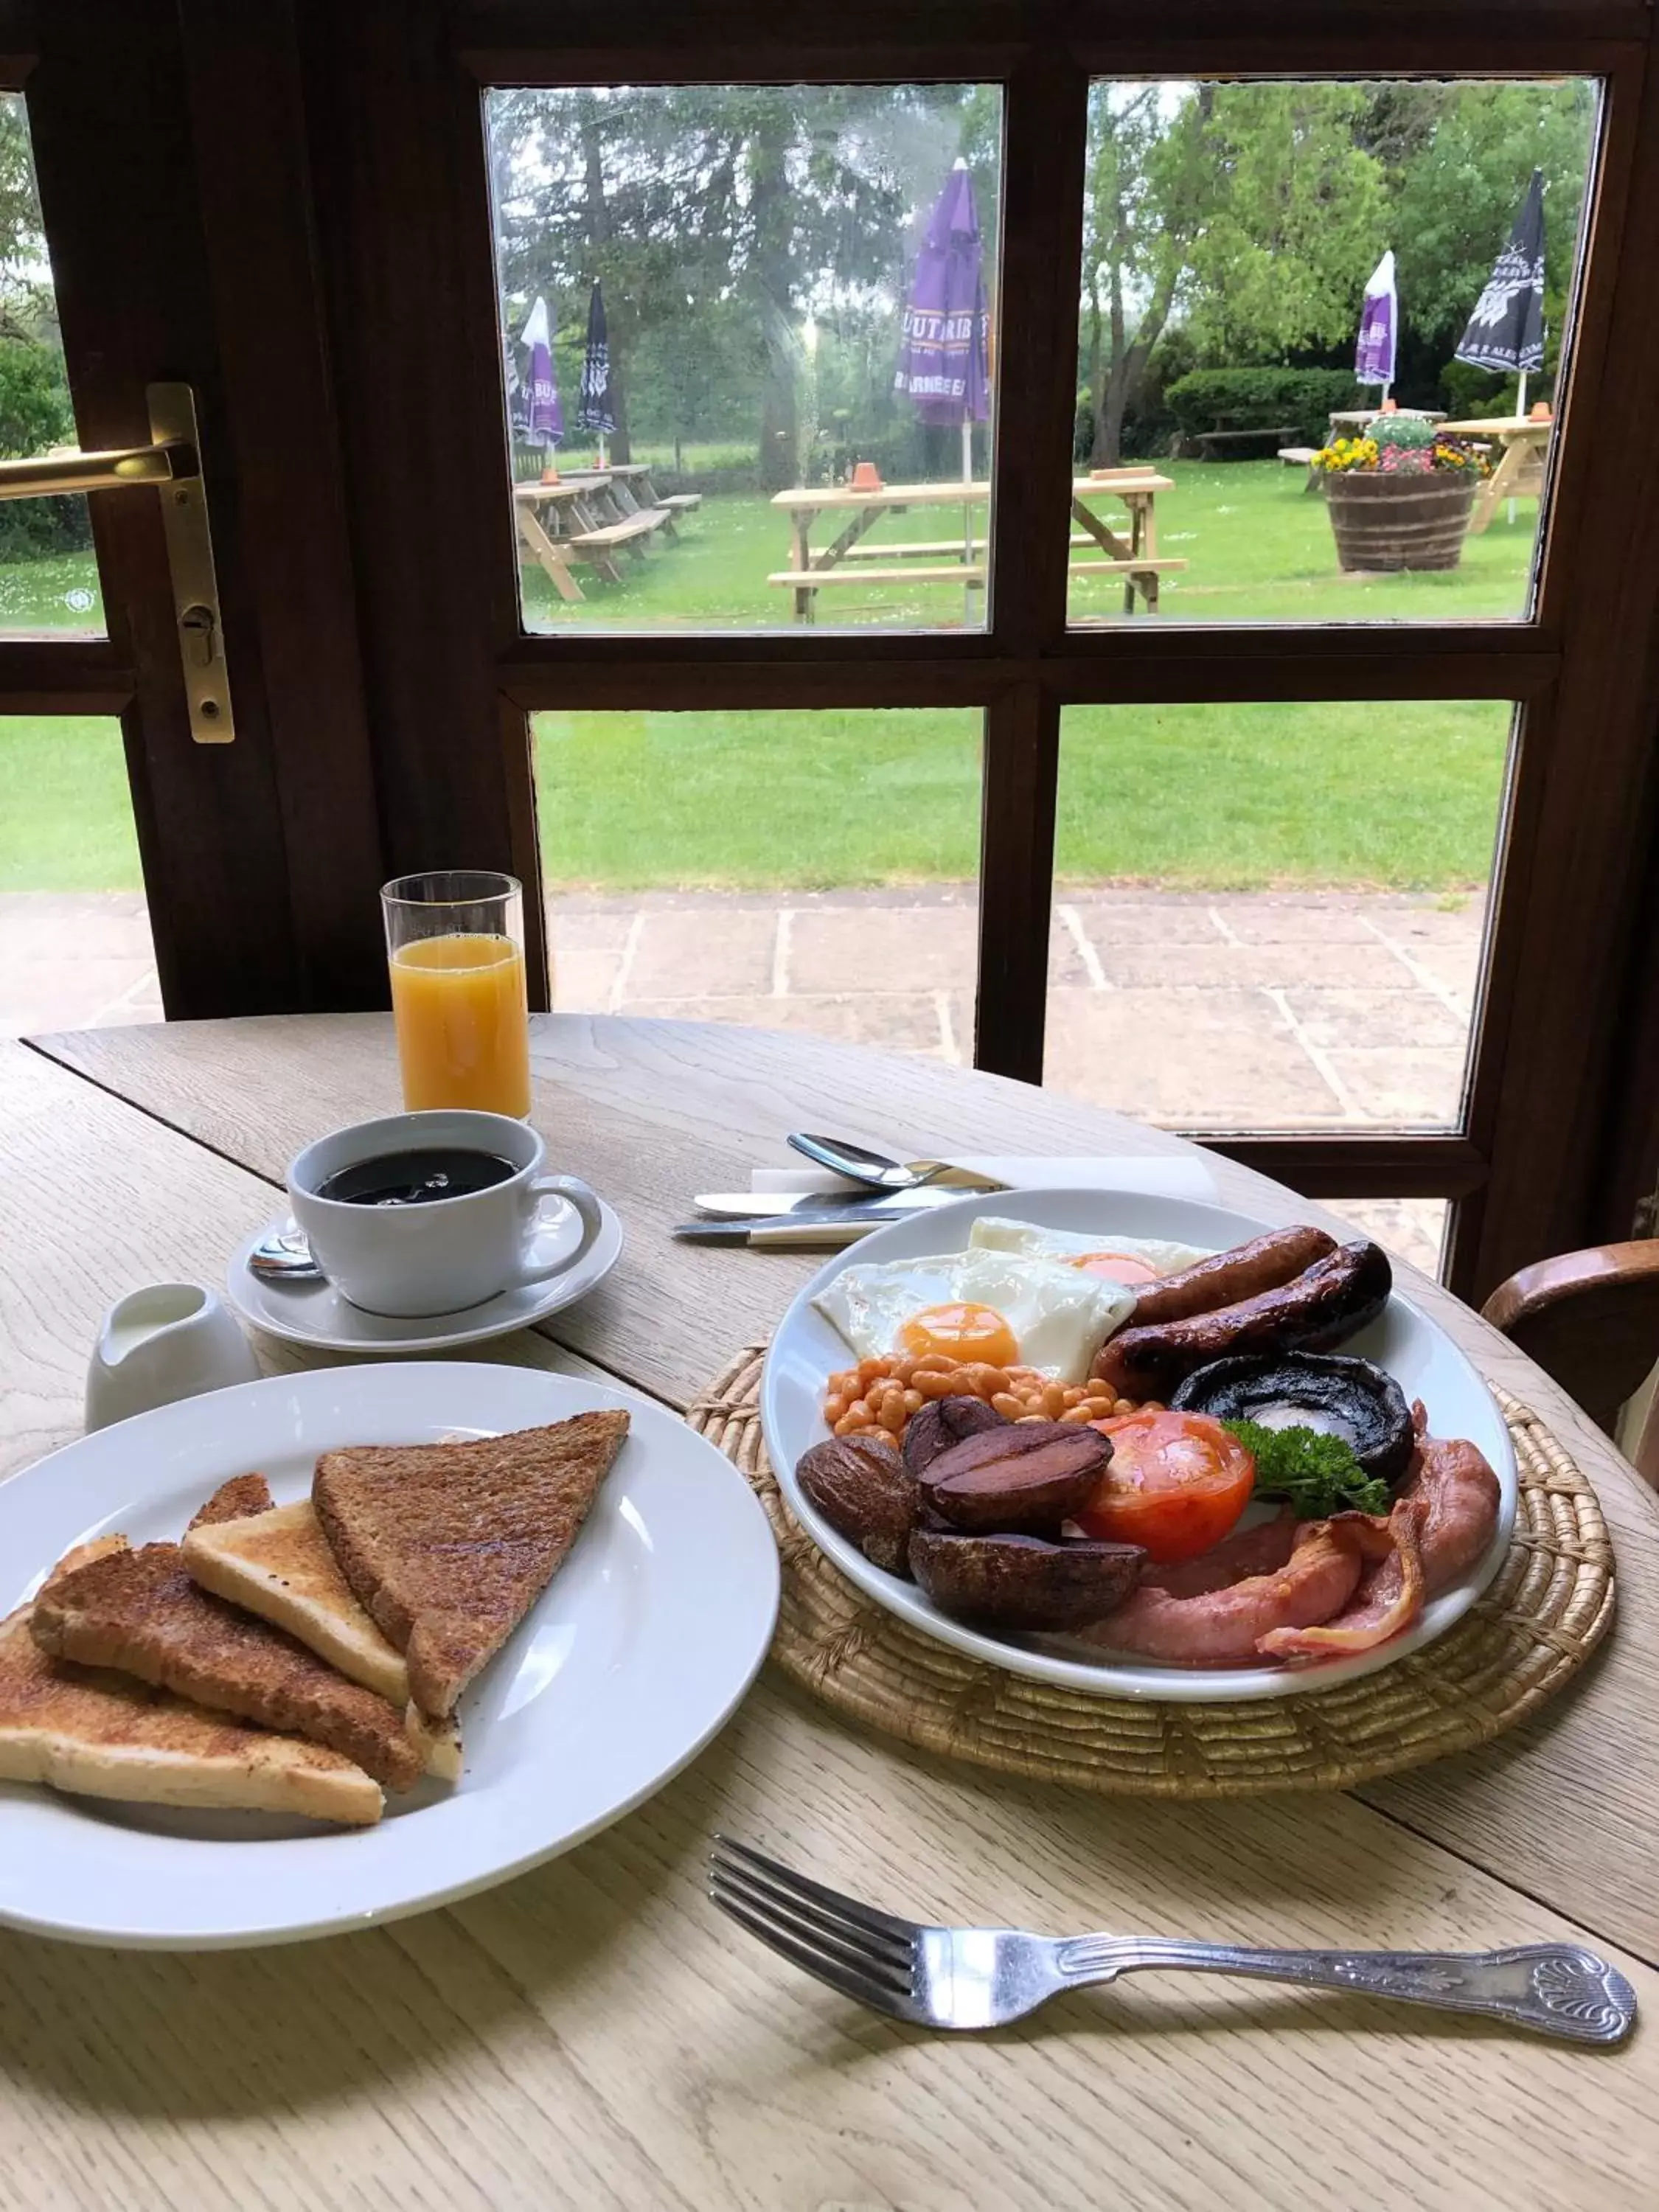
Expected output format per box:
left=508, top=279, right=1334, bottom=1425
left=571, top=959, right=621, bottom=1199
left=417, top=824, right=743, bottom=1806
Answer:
left=1326, top=1199, right=1448, bottom=1279
left=1044, top=700, right=1512, bottom=1130
left=538, top=708, right=980, bottom=1056
left=0, top=94, right=103, bottom=636
left=0, top=715, right=156, bottom=1034
left=1070, top=78, right=1599, bottom=627
left=487, top=86, right=1001, bottom=635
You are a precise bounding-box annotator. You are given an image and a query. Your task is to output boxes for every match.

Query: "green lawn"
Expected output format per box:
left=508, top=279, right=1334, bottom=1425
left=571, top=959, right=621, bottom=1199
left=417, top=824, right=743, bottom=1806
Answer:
left=0, top=463, right=1529, bottom=893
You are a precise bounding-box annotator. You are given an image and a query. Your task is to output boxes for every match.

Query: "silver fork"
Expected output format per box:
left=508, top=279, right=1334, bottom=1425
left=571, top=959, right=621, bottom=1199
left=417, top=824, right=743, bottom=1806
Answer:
left=708, top=1837, right=1635, bottom=2045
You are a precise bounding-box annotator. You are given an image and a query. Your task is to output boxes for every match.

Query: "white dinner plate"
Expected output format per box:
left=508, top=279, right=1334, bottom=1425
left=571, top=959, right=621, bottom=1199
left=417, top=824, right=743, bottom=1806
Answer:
left=761, top=1189, right=1516, bottom=1703
left=226, top=1198, right=624, bottom=1354
left=0, top=1363, right=778, bottom=1947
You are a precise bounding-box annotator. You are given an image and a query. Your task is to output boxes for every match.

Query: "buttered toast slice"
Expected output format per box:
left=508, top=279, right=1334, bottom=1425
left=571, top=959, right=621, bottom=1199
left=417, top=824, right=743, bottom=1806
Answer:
left=184, top=1500, right=411, bottom=1703
left=0, top=1539, right=382, bottom=1826
left=182, top=1500, right=461, bottom=1781
left=315, top=1411, right=630, bottom=1719
left=32, top=1476, right=435, bottom=1792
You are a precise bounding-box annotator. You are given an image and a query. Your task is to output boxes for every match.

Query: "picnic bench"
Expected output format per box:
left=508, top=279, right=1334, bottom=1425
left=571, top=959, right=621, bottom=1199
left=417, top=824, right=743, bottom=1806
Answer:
left=513, top=470, right=681, bottom=599
left=1192, top=425, right=1296, bottom=460
left=1436, top=415, right=1552, bottom=536
left=768, top=468, right=1184, bottom=621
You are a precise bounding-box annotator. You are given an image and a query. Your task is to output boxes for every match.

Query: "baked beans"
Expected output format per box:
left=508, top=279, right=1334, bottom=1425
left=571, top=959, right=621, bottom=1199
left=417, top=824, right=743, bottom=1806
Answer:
left=824, top=1353, right=1155, bottom=1444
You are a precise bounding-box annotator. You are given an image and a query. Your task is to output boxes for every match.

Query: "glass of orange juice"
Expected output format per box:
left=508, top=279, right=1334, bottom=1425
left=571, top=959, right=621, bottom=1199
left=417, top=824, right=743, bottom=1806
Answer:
left=381, top=870, right=532, bottom=1118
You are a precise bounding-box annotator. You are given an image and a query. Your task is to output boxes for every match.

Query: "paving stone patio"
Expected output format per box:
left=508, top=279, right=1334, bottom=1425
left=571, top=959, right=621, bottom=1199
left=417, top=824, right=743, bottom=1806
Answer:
left=0, top=884, right=1478, bottom=1271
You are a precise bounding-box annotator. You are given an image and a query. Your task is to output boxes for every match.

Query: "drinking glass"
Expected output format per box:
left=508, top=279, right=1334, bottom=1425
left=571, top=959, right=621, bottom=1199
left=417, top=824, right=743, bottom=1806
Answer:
left=381, top=869, right=532, bottom=1117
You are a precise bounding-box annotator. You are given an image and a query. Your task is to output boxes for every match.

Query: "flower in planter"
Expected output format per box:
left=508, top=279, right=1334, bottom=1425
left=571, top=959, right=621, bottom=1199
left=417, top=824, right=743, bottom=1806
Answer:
left=1312, top=414, right=1489, bottom=478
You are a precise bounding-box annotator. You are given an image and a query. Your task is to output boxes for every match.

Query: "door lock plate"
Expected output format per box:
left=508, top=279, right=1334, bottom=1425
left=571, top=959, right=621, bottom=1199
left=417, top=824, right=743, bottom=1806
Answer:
left=147, top=382, right=234, bottom=743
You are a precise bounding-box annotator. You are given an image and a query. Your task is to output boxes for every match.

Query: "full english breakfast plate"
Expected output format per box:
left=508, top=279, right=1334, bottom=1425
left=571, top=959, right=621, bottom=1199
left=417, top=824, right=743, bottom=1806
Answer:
left=760, top=1189, right=1515, bottom=1702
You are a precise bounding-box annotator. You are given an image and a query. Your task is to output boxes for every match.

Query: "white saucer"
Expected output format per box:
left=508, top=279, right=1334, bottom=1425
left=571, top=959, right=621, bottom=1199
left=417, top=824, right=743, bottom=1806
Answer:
left=227, top=1198, right=624, bottom=1354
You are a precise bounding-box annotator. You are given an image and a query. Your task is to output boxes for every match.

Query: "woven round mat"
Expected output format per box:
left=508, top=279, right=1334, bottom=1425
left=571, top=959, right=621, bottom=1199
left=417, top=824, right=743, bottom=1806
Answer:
left=692, top=1345, right=1616, bottom=1798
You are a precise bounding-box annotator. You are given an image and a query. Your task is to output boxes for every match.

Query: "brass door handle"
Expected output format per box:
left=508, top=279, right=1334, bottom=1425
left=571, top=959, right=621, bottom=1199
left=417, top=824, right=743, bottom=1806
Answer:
left=0, top=382, right=232, bottom=743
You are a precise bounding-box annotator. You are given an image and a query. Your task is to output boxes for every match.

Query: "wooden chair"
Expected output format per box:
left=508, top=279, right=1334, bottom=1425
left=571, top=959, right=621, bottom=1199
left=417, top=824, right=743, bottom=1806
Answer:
left=1481, top=1241, right=1659, bottom=1486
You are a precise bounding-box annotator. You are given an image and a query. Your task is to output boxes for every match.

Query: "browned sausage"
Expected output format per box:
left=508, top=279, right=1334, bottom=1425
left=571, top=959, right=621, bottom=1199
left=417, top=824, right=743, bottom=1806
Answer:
left=1093, top=1240, right=1392, bottom=1399
left=1127, top=1225, right=1337, bottom=1329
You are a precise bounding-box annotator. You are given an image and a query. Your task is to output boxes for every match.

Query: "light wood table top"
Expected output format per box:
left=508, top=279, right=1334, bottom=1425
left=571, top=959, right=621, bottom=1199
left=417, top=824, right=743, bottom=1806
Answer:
left=4, top=1013, right=1658, bottom=2211
left=1436, top=417, right=1553, bottom=441
left=771, top=478, right=990, bottom=510
left=512, top=475, right=613, bottom=505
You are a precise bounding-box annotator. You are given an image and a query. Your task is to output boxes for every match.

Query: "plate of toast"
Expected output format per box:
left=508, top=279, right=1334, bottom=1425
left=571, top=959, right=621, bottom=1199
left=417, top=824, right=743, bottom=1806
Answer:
left=0, top=1362, right=779, bottom=1947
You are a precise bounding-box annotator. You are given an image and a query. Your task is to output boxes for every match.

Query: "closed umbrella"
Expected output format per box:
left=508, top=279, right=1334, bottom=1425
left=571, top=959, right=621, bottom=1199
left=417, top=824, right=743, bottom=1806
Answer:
left=577, top=281, right=616, bottom=467
left=519, top=295, right=564, bottom=453
left=1455, top=168, right=1546, bottom=414
left=894, top=157, right=990, bottom=483
left=1354, top=249, right=1398, bottom=403
left=894, top=157, right=990, bottom=604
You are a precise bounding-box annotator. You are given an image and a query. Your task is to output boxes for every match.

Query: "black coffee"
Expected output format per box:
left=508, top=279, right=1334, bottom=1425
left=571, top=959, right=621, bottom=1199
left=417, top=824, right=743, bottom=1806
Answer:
left=316, top=1147, right=516, bottom=1208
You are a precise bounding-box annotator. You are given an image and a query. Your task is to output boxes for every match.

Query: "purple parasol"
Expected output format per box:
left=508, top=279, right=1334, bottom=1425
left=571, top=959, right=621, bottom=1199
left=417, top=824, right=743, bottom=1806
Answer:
left=519, top=296, right=564, bottom=448
left=894, top=159, right=990, bottom=430
left=1354, top=250, right=1397, bottom=392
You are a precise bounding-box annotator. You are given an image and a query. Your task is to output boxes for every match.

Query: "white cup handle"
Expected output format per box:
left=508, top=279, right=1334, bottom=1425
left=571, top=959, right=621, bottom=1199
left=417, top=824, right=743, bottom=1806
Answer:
left=517, top=1173, right=605, bottom=1285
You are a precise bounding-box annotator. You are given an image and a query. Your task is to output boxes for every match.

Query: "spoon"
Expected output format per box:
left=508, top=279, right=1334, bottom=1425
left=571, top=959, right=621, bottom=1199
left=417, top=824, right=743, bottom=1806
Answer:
left=247, top=1223, right=324, bottom=1283
left=787, top=1133, right=957, bottom=1192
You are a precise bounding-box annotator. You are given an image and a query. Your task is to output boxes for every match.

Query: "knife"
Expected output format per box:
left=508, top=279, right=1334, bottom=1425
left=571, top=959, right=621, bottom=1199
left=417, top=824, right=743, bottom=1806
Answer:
left=673, top=1207, right=928, bottom=1246
left=690, top=1185, right=973, bottom=1219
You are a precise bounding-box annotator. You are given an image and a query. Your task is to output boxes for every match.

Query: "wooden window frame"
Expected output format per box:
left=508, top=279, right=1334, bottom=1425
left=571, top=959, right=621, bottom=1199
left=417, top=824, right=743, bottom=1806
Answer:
left=335, top=1, right=1653, bottom=1302
left=9, top=1, right=1656, bottom=1308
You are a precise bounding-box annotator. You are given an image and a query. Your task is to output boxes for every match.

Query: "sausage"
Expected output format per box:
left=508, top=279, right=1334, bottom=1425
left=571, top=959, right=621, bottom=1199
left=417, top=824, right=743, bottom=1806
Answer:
left=1092, top=1240, right=1392, bottom=1399
left=1126, top=1225, right=1337, bottom=1329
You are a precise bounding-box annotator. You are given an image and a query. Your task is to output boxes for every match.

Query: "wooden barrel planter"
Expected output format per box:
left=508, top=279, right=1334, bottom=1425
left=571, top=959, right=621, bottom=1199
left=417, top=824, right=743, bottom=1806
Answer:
left=1324, top=472, right=1478, bottom=572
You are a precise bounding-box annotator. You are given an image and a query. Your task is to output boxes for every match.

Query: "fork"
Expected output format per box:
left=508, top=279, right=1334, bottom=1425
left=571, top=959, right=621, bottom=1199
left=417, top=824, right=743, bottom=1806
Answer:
left=708, top=1837, right=1636, bottom=2045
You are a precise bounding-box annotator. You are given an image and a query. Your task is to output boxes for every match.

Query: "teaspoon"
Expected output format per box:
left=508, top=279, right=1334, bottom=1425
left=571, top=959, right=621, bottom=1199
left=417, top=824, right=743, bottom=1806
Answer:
left=787, top=1133, right=956, bottom=1192
left=248, top=1224, right=324, bottom=1283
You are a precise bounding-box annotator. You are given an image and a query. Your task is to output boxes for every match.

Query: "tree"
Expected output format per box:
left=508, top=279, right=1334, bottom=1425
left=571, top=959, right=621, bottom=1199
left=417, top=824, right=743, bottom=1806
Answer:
left=1385, top=79, right=1596, bottom=380
left=1079, top=83, right=1389, bottom=465
left=490, top=86, right=990, bottom=484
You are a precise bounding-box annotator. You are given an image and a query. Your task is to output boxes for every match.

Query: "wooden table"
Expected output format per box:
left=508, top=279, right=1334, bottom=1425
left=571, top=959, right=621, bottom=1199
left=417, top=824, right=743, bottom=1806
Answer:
left=514, top=473, right=677, bottom=599
left=771, top=473, right=1184, bottom=621
left=769, top=479, right=992, bottom=622
left=1070, top=469, right=1186, bottom=613
left=4, top=1013, right=1658, bottom=2211
left=1436, top=417, right=1554, bottom=537
left=1327, top=407, right=1447, bottom=442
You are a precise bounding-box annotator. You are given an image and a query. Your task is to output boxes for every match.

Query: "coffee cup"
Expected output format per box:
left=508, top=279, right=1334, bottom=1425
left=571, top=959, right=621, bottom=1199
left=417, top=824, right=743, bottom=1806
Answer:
left=288, top=1109, right=604, bottom=1318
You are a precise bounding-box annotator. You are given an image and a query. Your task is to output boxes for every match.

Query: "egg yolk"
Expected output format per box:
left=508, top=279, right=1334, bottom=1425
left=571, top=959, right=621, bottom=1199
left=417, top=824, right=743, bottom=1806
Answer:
left=1069, top=1251, right=1163, bottom=1285
left=898, top=1301, right=1019, bottom=1367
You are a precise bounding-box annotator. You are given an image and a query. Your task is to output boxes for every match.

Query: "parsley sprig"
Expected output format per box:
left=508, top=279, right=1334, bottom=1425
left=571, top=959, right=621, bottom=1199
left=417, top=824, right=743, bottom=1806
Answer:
left=1222, top=1419, right=1391, bottom=1518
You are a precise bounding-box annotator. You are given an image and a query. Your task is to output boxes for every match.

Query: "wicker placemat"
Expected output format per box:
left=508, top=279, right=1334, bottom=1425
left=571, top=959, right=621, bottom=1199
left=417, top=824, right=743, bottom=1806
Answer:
left=692, top=1345, right=1616, bottom=1797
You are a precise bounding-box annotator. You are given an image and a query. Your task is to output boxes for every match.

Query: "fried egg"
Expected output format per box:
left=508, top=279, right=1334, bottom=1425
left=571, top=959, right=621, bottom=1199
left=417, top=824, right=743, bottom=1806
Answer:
left=811, top=1248, right=1135, bottom=1383
left=967, top=1217, right=1211, bottom=1287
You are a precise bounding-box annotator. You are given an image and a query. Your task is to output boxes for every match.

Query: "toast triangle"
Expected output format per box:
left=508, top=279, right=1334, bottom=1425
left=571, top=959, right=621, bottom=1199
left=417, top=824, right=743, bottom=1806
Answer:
left=313, top=1411, right=630, bottom=1718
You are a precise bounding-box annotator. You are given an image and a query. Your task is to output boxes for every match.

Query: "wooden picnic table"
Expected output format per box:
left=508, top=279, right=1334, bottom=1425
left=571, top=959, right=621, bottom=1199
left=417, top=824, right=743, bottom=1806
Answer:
left=770, top=470, right=1184, bottom=620
left=5, top=1010, right=1659, bottom=2209
left=513, top=469, right=678, bottom=599
left=1327, top=407, right=1447, bottom=442
left=1070, top=468, right=1185, bottom=613
left=1436, top=416, right=1554, bottom=536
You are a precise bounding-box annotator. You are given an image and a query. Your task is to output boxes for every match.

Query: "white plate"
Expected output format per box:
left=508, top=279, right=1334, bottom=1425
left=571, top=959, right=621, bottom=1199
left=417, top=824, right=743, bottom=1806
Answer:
left=0, top=1362, right=778, bottom=1947
left=761, top=1189, right=1516, bottom=1703
left=226, top=1199, right=624, bottom=1353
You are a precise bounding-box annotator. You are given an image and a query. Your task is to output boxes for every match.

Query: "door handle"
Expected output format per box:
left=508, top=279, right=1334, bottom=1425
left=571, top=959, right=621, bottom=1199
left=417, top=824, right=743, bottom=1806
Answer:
left=0, top=381, right=233, bottom=743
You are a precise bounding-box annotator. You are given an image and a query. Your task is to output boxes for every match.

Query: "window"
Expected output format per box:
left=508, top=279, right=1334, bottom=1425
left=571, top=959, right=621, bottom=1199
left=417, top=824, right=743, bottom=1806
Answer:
left=539, top=707, right=982, bottom=1055
left=1068, top=78, right=1599, bottom=628
left=1044, top=700, right=1510, bottom=1131
left=487, top=84, right=1003, bottom=634
left=0, top=94, right=103, bottom=636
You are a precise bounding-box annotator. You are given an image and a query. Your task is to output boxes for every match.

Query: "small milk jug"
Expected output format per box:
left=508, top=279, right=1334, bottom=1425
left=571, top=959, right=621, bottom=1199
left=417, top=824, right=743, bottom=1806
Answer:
left=85, top=1283, right=260, bottom=1433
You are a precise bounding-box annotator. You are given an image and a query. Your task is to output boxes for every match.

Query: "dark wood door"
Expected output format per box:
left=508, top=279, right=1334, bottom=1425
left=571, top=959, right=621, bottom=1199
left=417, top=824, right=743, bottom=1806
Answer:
left=0, top=0, right=386, bottom=1016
